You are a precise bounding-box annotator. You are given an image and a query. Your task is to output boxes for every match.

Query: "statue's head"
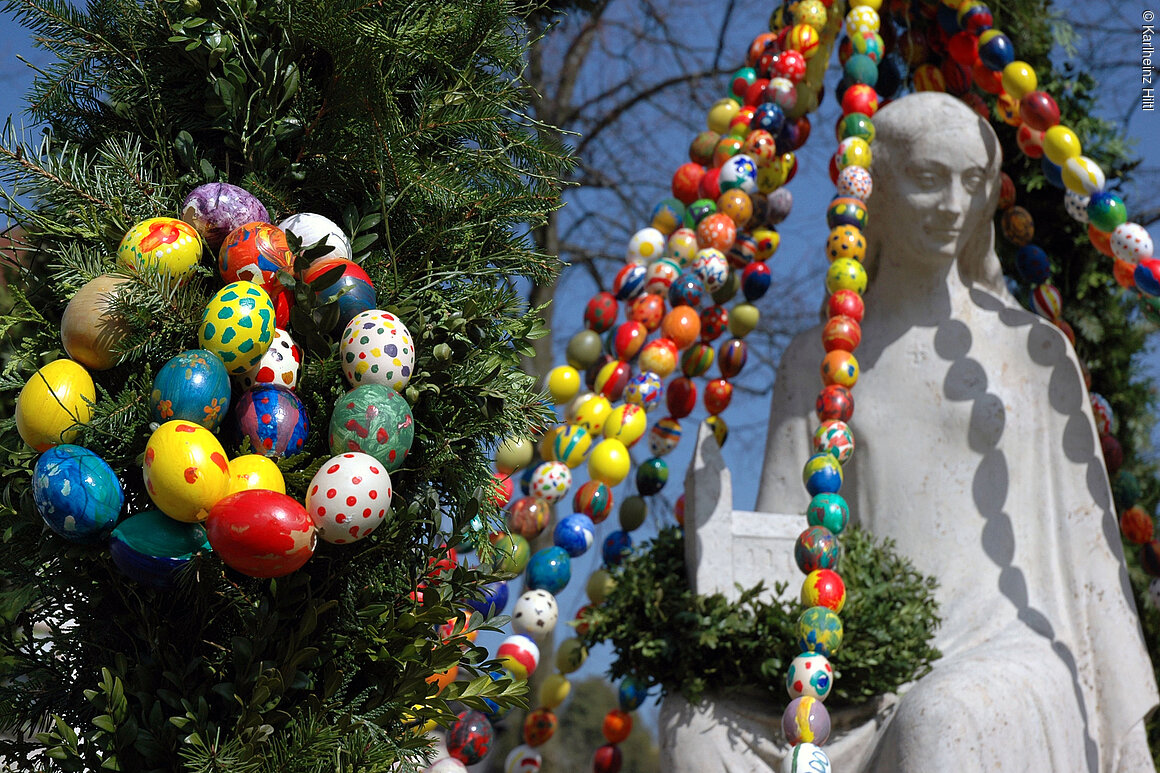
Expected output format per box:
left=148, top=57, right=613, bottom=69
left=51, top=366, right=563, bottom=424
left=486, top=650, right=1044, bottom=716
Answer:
left=866, top=92, right=1006, bottom=292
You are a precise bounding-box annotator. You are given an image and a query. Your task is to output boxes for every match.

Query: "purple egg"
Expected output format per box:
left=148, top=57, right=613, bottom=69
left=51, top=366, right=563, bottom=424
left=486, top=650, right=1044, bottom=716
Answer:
left=235, top=385, right=309, bottom=459
left=182, top=183, right=270, bottom=250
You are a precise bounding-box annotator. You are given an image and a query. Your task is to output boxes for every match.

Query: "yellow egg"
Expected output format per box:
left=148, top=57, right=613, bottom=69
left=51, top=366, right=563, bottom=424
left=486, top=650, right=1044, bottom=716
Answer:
left=15, top=359, right=95, bottom=451
left=825, top=258, right=868, bottom=295
left=573, top=394, right=613, bottom=436
left=142, top=420, right=232, bottom=522
left=602, top=404, right=647, bottom=448
left=198, top=281, right=276, bottom=375
left=552, top=424, right=593, bottom=468
left=545, top=365, right=581, bottom=404
left=226, top=454, right=286, bottom=495
left=540, top=674, right=572, bottom=709
left=539, top=424, right=563, bottom=462
left=117, top=217, right=204, bottom=284
left=1000, top=60, right=1037, bottom=102
left=555, top=638, right=588, bottom=674
left=1061, top=155, right=1105, bottom=196
left=1043, top=125, right=1081, bottom=166
left=707, top=98, right=741, bottom=135
left=588, top=438, right=630, bottom=486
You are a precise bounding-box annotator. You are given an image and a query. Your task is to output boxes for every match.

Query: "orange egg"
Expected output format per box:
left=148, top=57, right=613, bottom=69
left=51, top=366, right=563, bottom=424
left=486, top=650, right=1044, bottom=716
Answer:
left=661, top=306, right=702, bottom=349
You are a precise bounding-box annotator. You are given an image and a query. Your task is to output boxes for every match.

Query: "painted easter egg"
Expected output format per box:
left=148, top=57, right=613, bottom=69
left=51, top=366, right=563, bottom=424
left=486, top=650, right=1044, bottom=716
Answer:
left=150, top=349, right=231, bottom=431
left=447, top=710, right=495, bottom=766
left=182, top=183, right=269, bottom=250
left=572, top=394, right=613, bottom=435
left=593, top=745, right=622, bottom=773
left=33, top=444, right=123, bottom=543
left=553, top=513, right=596, bottom=557
left=16, top=359, right=95, bottom=451
left=552, top=424, right=592, bottom=468
left=701, top=305, right=729, bottom=341
left=328, top=383, right=414, bottom=472
left=619, top=495, right=647, bottom=531
left=526, top=546, right=572, bottom=595
left=235, top=328, right=302, bottom=391
left=109, top=509, right=210, bottom=587
left=648, top=416, right=682, bottom=457
left=498, top=634, right=540, bottom=679
left=825, top=258, right=867, bottom=295
left=588, top=438, right=631, bottom=487
left=807, top=493, right=849, bottom=536
left=508, top=496, right=550, bottom=539
left=813, top=420, right=855, bottom=463
left=279, top=212, right=352, bottom=260
left=1111, top=222, right=1153, bottom=264
left=602, top=530, right=633, bottom=566
left=638, top=338, right=679, bottom=378
left=60, top=274, right=132, bottom=371
left=425, top=758, right=467, bottom=773
left=704, top=378, right=734, bottom=415
left=206, top=489, right=316, bottom=577
left=505, top=744, right=543, bottom=773
left=603, top=404, right=647, bottom=448
left=626, top=227, right=666, bottom=264
left=786, top=652, right=833, bottom=701
left=466, top=580, right=510, bottom=617
left=795, top=525, right=841, bottom=573
left=816, top=385, right=854, bottom=422
left=692, top=248, right=730, bottom=293
left=782, top=696, right=831, bottom=745
left=572, top=480, right=613, bottom=523
left=227, top=454, right=285, bottom=495
left=612, top=263, right=648, bottom=301
left=117, top=217, right=204, bottom=283
left=142, top=420, right=231, bottom=523
left=235, top=385, right=309, bottom=459
left=523, top=707, right=558, bottom=748
left=802, top=568, right=847, bottom=613
left=513, top=588, right=560, bottom=637
left=797, top=606, right=844, bottom=657
left=529, top=461, right=572, bottom=504
left=340, top=310, right=415, bottom=391
left=306, top=452, right=392, bottom=544
left=302, top=257, right=377, bottom=330
left=635, top=457, right=669, bottom=496
left=218, top=221, right=295, bottom=323
left=198, top=281, right=276, bottom=375
left=781, top=743, right=831, bottom=773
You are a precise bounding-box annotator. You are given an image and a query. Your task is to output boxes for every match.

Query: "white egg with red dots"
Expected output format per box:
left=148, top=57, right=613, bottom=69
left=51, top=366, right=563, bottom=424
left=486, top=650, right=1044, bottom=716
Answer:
left=306, top=452, right=393, bottom=544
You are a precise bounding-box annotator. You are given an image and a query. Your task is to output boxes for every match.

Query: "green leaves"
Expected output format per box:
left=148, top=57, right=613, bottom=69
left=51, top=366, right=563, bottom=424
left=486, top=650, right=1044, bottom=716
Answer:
left=580, top=526, right=941, bottom=709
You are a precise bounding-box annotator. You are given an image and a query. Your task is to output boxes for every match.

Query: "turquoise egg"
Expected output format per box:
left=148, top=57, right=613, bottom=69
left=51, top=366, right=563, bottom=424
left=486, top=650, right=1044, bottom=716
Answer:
left=109, top=510, right=210, bottom=587
left=328, top=383, right=414, bottom=472
left=198, top=281, right=275, bottom=375
left=150, top=349, right=231, bottom=430
left=33, top=444, right=124, bottom=543
left=526, top=546, right=572, bottom=594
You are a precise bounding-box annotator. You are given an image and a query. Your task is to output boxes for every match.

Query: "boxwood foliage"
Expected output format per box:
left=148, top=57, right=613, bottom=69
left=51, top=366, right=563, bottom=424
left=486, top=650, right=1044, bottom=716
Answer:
left=578, top=525, right=941, bottom=708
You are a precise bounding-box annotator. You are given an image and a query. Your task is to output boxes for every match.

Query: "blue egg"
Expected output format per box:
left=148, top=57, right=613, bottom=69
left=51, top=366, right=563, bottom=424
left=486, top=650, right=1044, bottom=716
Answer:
left=1041, top=155, right=1065, bottom=189
left=1016, top=244, right=1051, bottom=284
left=526, top=546, right=572, bottom=594
left=553, top=513, right=596, bottom=557
left=150, top=349, right=231, bottom=430
left=33, top=445, right=124, bottom=543
left=318, top=275, right=377, bottom=330
left=109, top=510, right=209, bottom=587
left=618, top=675, right=649, bottom=711
left=481, top=669, right=515, bottom=720
left=668, top=271, right=706, bottom=309
left=978, top=32, right=1014, bottom=71
left=518, top=464, right=536, bottom=496
left=465, top=580, right=509, bottom=617
left=750, top=102, right=786, bottom=135
left=602, top=530, right=633, bottom=566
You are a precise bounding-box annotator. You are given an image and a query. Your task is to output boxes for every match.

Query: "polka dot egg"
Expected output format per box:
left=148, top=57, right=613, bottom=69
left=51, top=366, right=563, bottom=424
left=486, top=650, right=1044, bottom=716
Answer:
left=306, top=452, right=393, bottom=544
left=530, top=461, right=572, bottom=504
left=1111, top=222, right=1153, bottom=263
left=340, top=310, right=415, bottom=391
left=1064, top=190, right=1090, bottom=224
left=235, top=327, right=302, bottom=390
left=836, top=165, right=872, bottom=200
left=198, top=281, right=275, bottom=375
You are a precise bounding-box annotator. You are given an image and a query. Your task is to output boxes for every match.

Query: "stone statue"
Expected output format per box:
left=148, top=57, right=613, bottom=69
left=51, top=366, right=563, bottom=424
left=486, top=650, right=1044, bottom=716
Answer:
left=660, top=92, right=1158, bottom=771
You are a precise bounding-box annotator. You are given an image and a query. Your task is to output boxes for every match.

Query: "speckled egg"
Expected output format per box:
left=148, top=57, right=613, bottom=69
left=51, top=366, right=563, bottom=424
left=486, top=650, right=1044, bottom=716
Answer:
left=151, top=349, right=231, bottom=431
left=529, top=461, right=572, bottom=504
left=328, top=383, right=414, bottom=472
left=279, top=212, right=352, bottom=260
left=306, top=452, right=392, bottom=544
left=182, top=183, right=269, bottom=250
left=142, top=420, right=231, bottom=523
left=109, top=510, right=210, bottom=587
left=118, top=217, right=204, bottom=284
left=512, top=588, right=560, bottom=637
left=624, top=371, right=664, bottom=412
left=198, top=281, right=276, bottom=375
left=235, top=328, right=302, bottom=391
left=340, top=310, right=415, bottom=391
left=1111, top=222, right=1153, bottom=263
left=33, top=444, right=123, bottom=543
left=207, top=489, right=316, bottom=577
left=235, top=385, right=309, bottom=459
left=786, top=652, right=833, bottom=701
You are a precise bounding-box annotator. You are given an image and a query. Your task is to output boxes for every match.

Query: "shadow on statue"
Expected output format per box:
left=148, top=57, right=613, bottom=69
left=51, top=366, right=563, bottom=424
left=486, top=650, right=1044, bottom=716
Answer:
left=660, top=92, right=1158, bottom=772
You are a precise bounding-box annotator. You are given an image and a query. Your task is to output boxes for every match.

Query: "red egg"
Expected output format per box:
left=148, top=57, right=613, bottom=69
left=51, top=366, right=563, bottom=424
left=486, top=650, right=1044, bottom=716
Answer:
left=584, top=292, right=619, bottom=333
left=816, top=384, right=854, bottom=422
left=698, top=167, right=722, bottom=200
left=946, top=30, right=979, bottom=65
left=666, top=377, right=698, bottom=418
left=972, top=60, right=1004, bottom=94
left=744, top=78, right=771, bottom=107
left=822, top=315, right=862, bottom=352
left=593, top=744, right=623, bottom=773
left=841, top=84, right=879, bottom=116
left=1122, top=506, right=1154, bottom=544
left=1019, top=91, right=1060, bottom=132
left=629, top=294, right=666, bottom=332
left=491, top=472, right=514, bottom=507
left=672, top=163, right=706, bottom=205
left=613, top=321, right=649, bottom=361
left=704, top=378, right=734, bottom=415
left=639, top=337, right=679, bottom=378
left=218, top=222, right=295, bottom=326
left=206, top=489, right=316, bottom=578
left=827, top=289, right=865, bottom=322
left=700, top=304, right=730, bottom=341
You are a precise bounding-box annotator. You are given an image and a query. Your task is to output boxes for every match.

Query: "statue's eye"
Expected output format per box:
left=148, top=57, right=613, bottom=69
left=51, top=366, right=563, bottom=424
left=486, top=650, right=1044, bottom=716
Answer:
left=962, top=170, right=985, bottom=194
left=912, top=171, right=939, bottom=190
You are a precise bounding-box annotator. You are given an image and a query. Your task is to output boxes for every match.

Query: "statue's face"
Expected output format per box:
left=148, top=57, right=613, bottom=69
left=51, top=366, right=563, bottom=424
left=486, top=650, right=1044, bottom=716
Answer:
left=886, top=129, right=992, bottom=261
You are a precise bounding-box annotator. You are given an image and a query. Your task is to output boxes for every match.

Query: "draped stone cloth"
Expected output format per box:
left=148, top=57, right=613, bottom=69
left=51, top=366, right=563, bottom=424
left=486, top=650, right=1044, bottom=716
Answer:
left=660, top=93, right=1157, bottom=772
